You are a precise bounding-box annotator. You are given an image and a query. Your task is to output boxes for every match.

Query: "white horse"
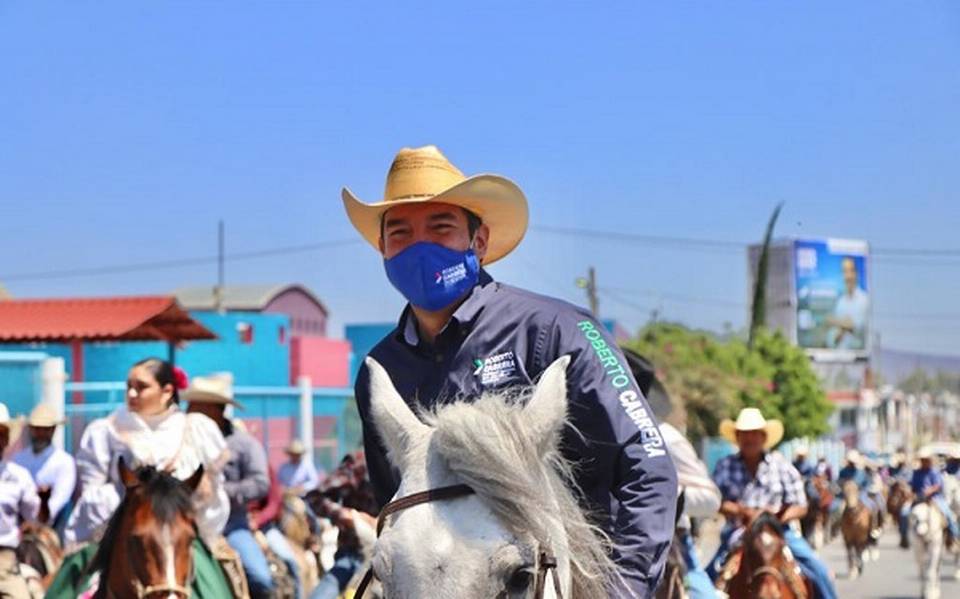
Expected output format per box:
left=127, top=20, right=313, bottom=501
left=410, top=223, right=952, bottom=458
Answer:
left=943, top=475, right=960, bottom=578
left=364, top=355, right=623, bottom=598
left=911, top=501, right=946, bottom=599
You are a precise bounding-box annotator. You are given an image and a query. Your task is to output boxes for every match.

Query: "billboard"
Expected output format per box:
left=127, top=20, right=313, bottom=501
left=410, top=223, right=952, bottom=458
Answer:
left=794, top=238, right=870, bottom=355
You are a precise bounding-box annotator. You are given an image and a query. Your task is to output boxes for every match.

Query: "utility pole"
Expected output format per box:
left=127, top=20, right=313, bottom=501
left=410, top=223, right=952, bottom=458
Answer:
left=214, top=220, right=225, bottom=313
left=576, top=267, right=599, bottom=317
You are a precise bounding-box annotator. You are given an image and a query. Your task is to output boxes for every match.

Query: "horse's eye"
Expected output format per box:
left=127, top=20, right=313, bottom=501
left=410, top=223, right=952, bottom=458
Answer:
left=506, top=567, right=533, bottom=594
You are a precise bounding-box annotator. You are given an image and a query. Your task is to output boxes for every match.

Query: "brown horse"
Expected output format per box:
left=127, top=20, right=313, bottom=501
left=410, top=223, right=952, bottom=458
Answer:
left=718, top=512, right=810, bottom=599
left=888, top=479, right=914, bottom=548
left=800, top=475, right=834, bottom=549
left=16, top=521, right=63, bottom=589
left=840, top=480, right=871, bottom=579
left=88, top=458, right=203, bottom=599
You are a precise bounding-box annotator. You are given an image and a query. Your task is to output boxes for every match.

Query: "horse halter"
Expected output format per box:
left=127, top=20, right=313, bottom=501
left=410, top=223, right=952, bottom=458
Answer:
left=354, top=483, right=564, bottom=599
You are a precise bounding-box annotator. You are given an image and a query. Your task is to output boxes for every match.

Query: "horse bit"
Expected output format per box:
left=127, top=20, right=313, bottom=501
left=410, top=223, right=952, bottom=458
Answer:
left=354, top=484, right=564, bottom=599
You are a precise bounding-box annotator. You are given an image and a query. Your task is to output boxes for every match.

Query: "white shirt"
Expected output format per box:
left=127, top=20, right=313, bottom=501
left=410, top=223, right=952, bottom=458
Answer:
left=13, top=444, right=77, bottom=522
left=829, top=287, right=869, bottom=349
left=277, top=459, right=321, bottom=495
left=64, top=405, right=230, bottom=547
left=660, top=423, right=721, bottom=521
left=0, top=460, right=39, bottom=548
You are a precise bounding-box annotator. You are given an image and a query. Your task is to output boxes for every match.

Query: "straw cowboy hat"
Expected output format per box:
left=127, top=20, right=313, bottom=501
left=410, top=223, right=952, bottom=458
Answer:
left=342, top=145, right=529, bottom=264
left=719, top=408, right=784, bottom=450
left=27, top=403, right=64, bottom=428
left=0, top=403, right=25, bottom=450
left=182, top=373, right=243, bottom=409
left=285, top=439, right=306, bottom=456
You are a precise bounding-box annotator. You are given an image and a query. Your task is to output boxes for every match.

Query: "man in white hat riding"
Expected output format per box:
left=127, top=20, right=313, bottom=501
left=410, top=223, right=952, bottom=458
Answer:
left=13, top=403, right=76, bottom=525
left=708, top=408, right=837, bottom=599
left=185, top=374, right=274, bottom=599
left=0, top=402, right=44, bottom=597
left=908, top=447, right=959, bottom=547
left=344, top=145, right=677, bottom=597
left=277, top=439, right=322, bottom=497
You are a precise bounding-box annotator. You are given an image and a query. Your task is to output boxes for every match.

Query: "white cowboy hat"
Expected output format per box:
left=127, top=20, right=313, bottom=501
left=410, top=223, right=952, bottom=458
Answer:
left=27, top=403, right=64, bottom=428
left=918, top=446, right=935, bottom=460
left=719, top=408, right=784, bottom=450
left=342, top=145, right=529, bottom=265
left=0, top=403, right=25, bottom=451
left=286, top=439, right=306, bottom=455
left=845, top=449, right=863, bottom=465
left=182, top=373, right=243, bottom=409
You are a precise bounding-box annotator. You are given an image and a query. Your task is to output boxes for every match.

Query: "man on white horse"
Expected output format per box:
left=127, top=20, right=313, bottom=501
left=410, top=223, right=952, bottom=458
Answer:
left=343, top=145, right=678, bottom=597
left=909, top=448, right=959, bottom=548
left=707, top=408, right=838, bottom=599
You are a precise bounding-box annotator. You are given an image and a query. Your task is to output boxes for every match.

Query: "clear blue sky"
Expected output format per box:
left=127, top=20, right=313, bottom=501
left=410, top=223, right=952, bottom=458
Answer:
left=2, top=2, right=959, bottom=355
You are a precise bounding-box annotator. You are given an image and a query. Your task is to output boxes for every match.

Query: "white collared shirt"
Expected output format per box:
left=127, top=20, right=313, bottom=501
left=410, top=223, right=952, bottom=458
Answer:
left=12, top=444, right=77, bottom=522
left=64, top=405, right=230, bottom=548
left=0, top=460, right=39, bottom=548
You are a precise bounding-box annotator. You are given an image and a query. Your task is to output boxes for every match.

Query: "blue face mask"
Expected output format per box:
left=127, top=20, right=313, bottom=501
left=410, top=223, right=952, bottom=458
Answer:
left=384, top=242, right=480, bottom=311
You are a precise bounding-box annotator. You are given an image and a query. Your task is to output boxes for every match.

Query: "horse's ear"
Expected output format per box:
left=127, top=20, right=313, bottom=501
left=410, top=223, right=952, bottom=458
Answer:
left=365, top=357, right=429, bottom=471
left=118, top=456, right=139, bottom=489
left=525, top=355, right=571, bottom=453
left=184, top=464, right=205, bottom=494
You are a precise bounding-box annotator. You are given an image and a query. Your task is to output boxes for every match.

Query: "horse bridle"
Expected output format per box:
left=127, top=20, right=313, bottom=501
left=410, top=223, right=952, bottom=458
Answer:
left=748, top=564, right=806, bottom=598
left=354, top=484, right=564, bottom=599
left=105, top=548, right=195, bottom=599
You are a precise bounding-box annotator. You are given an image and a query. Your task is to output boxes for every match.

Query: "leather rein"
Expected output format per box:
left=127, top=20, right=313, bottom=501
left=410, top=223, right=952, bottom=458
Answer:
left=354, top=484, right=564, bottom=598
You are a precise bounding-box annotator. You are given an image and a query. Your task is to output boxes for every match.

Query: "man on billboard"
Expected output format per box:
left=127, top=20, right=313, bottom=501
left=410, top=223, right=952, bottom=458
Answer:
left=826, top=257, right=868, bottom=350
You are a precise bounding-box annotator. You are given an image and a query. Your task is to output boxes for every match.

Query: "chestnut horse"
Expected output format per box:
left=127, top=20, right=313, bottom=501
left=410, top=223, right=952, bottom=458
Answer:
left=88, top=458, right=204, bottom=599
left=888, top=479, right=914, bottom=548
left=800, top=475, right=834, bottom=549
left=840, top=480, right=871, bottom=579
left=719, top=512, right=810, bottom=599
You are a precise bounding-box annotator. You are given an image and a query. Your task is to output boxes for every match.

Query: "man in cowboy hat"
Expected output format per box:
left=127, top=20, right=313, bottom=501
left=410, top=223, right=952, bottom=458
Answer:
left=792, top=443, right=814, bottom=479
left=835, top=449, right=883, bottom=536
left=344, top=145, right=677, bottom=597
left=277, top=439, right=322, bottom=497
left=185, top=374, right=274, bottom=599
left=0, top=402, right=44, bottom=597
left=708, top=408, right=837, bottom=599
left=909, top=446, right=959, bottom=546
left=12, top=403, right=76, bottom=525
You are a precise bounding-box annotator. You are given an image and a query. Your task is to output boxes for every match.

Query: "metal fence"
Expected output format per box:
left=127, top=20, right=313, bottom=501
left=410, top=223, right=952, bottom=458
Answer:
left=62, top=380, right=358, bottom=472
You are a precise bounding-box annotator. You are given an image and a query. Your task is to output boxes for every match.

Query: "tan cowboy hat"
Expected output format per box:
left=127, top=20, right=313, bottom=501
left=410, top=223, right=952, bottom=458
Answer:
left=918, top=446, right=935, bottom=460
left=0, top=403, right=25, bottom=450
left=182, top=373, right=243, bottom=409
left=286, top=439, right=306, bottom=455
left=342, top=145, right=529, bottom=265
left=719, top=408, right=784, bottom=450
left=27, top=403, right=64, bottom=428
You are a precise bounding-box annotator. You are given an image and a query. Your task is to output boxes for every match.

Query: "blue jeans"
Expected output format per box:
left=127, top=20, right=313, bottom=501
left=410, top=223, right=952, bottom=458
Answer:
left=226, top=527, right=275, bottom=599
left=679, top=530, right=717, bottom=599
left=309, top=551, right=363, bottom=599
left=707, top=524, right=837, bottom=599
left=265, top=526, right=301, bottom=598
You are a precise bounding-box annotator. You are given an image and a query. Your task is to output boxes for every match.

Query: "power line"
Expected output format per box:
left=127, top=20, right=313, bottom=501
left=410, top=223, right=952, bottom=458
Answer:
left=529, top=225, right=960, bottom=260
left=0, top=238, right=363, bottom=282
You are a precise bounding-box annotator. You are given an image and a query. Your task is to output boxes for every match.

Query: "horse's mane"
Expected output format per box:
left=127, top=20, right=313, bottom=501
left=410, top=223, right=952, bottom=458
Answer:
left=424, top=389, right=620, bottom=599
left=88, top=465, right=196, bottom=597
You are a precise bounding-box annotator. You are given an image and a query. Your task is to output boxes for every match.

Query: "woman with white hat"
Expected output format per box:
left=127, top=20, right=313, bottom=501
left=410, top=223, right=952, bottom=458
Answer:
left=0, top=402, right=43, bottom=597
left=708, top=407, right=838, bottom=599
left=47, top=358, right=234, bottom=598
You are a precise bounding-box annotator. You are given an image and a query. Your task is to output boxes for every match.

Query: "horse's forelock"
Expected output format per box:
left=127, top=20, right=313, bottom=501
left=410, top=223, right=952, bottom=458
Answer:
left=425, top=389, right=620, bottom=599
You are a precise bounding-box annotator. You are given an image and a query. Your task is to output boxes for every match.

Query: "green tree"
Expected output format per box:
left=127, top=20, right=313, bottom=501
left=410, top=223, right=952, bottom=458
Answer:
left=623, top=323, right=832, bottom=446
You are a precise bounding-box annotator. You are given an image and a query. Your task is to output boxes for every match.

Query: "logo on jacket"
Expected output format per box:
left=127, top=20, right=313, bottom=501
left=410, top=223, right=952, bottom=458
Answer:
left=436, top=263, right=468, bottom=287
left=473, top=351, right=517, bottom=386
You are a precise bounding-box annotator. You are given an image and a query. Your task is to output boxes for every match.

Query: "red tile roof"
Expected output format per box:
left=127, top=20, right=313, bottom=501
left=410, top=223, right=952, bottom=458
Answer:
left=0, top=296, right=217, bottom=342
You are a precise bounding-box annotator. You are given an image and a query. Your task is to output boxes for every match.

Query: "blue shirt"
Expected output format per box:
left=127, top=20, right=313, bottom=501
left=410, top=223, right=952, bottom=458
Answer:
left=837, top=465, right=867, bottom=489
left=793, top=458, right=814, bottom=478
left=910, top=467, right=944, bottom=498
left=355, top=271, right=678, bottom=597
left=713, top=452, right=807, bottom=515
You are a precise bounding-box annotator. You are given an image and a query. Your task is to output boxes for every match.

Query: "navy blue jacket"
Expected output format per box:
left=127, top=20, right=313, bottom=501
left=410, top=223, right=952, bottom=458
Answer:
left=355, top=272, right=677, bottom=598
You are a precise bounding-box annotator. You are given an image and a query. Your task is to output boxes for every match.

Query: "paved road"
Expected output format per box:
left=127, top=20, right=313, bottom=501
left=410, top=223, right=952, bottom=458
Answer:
left=818, top=529, right=960, bottom=599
